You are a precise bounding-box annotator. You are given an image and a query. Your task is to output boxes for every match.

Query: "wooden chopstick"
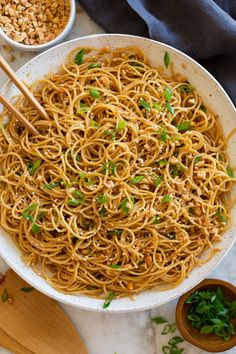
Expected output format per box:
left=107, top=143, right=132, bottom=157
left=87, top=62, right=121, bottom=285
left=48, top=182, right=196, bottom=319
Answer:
left=0, top=54, right=49, bottom=121
left=0, top=95, right=39, bottom=135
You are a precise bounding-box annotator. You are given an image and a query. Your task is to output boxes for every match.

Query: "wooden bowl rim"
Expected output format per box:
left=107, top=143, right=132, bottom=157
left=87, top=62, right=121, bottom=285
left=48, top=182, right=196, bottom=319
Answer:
left=176, top=278, right=236, bottom=352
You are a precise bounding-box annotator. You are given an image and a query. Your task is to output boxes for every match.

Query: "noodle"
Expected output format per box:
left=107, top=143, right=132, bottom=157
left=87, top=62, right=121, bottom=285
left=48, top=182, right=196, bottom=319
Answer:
left=0, top=46, right=235, bottom=299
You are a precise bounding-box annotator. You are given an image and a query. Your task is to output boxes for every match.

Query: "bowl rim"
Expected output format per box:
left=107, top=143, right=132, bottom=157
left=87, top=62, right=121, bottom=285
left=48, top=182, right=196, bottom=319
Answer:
left=176, top=278, right=236, bottom=352
left=0, top=33, right=236, bottom=312
left=0, top=0, right=76, bottom=51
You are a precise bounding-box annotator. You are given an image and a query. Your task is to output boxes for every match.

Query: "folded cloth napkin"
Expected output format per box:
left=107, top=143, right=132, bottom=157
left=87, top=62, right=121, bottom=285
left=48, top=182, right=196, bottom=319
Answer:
left=79, top=0, right=236, bottom=105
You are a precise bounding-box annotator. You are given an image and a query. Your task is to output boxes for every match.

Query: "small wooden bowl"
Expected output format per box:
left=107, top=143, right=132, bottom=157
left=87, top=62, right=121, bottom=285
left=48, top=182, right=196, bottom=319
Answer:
left=176, top=279, right=236, bottom=352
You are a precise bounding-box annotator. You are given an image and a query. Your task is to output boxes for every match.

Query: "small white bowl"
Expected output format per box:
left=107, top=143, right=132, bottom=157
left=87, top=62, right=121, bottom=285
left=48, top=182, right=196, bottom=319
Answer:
left=0, top=0, right=76, bottom=52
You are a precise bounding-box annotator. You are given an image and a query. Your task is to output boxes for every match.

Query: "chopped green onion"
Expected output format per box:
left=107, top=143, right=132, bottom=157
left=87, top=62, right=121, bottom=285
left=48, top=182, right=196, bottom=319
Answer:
left=153, top=102, right=163, bottom=112
left=108, top=229, right=122, bottom=236
left=161, top=324, right=172, bottom=335
left=90, top=88, right=100, bottom=98
left=104, top=130, right=116, bottom=140
left=88, top=63, right=101, bottom=69
left=162, top=195, right=172, bottom=203
left=76, top=153, right=81, bottom=162
left=159, top=159, right=168, bottom=166
left=129, top=61, right=144, bottom=67
left=27, top=159, right=42, bottom=175
left=80, top=102, right=89, bottom=112
left=115, top=119, right=126, bottom=131
left=120, top=197, right=135, bottom=214
left=164, top=52, right=170, bottom=69
left=1, top=288, right=8, bottom=303
left=164, top=86, right=172, bottom=103
left=140, top=98, right=151, bottom=112
left=73, top=190, right=85, bottom=204
left=178, top=121, right=191, bottom=132
left=103, top=161, right=116, bottom=175
left=67, top=199, right=82, bottom=207
left=24, top=203, right=38, bottom=213
left=111, top=264, right=121, bottom=269
left=171, top=165, right=179, bottom=178
left=216, top=208, right=227, bottom=223
left=99, top=206, right=107, bottom=216
left=130, top=175, right=145, bottom=184
left=188, top=207, right=195, bottom=215
left=194, top=156, right=202, bottom=164
left=91, top=119, right=101, bottom=129
left=154, top=215, right=161, bottom=224
left=43, top=181, right=61, bottom=190
left=75, top=49, right=85, bottom=65
left=31, top=223, right=40, bottom=234
left=199, top=104, right=207, bottom=112
left=21, top=287, right=34, bottom=292
left=178, top=84, right=195, bottom=93
left=3, top=122, right=8, bottom=129
left=97, top=194, right=108, bottom=204
left=166, top=102, right=175, bottom=115
left=168, top=337, right=184, bottom=346
left=158, top=126, right=168, bottom=143
left=103, top=291, right=116, bottom=309
left=226, top=166, right=234, bottom=178
left=154, top=175, right=163, bottom=187
left=151, top=316, right=168, bottom=324
left=22, top=213, right=34, bottom=222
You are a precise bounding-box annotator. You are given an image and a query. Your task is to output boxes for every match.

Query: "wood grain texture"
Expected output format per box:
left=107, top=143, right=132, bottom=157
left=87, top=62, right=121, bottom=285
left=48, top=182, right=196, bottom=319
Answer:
left=0, top=270, right=88, bottom=354
left=0, top=327, right=34, bottom=354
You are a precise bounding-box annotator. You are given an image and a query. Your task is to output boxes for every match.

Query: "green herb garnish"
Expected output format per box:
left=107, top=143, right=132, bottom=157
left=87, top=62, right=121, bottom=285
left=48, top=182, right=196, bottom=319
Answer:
left=226, top=166, right=234, bottom=178
left=158, top=126, right=168, bottom=143
left=162, top=323, right=176, bottom=335
left=130, top=175, right=145, bottom=184
left=80, top=102, right=89, bottom=112
left=103, top=161, right=116, bottom=175
left=27, top=159, right=42, bottom=175
left=104, top=129, right=116, bottom=140
left=73, top=190, right=85, bottom=204
left=151, top=316, right=168, bottom=324
left=171, top=165, right=179, bottom=178
left=88, top=63, right=101, bottom=69
left=21, top=287, right=34, bottom=292
left=97, top=194, right=108, bottom=204
left=159, top=159, right=168, bottom=166
left=43, top=181, right=61, bottom=190
left=153, top=215, right=161, bottom=224
left=153, top=102, right=163, bottom=112
left=178, top=84, right=195, bottom=93
left=99, top=206, right=107, bottom=217
left=164, top=86, right=172, bottom=103
left=166, top=102, right=175, bottom=115
left=199, top=104, right=207, bottom=112
left=115, top=119, right=126, bottom=131
left=111, top=264, right=121, bottom=269
left=91, top=119, right=101, bottom=129
left=75, top=49, right=85, bottom=65
left=67, top=199, right=82, bottom=207
left=162, top=195, right=172, bottom=203
left=164, top=52, right=170, bottom=69
left=140, top=98, right=151, bottom=112
left=186, top=287, right=236, bottom=341
left=154, top=175, right=163, bottom=187
left=216, top=208, right=227, bottom=223
left=178, top=121, right=191, bottom=132
left=103, top=291, right=116, bottom=309
left=194, top=156, right=202, bottom=164
left=120, top=197, right=134, bottom=214
left=90, top=88, right=100, bottom=98
left=31, top=223, right=40, bottom=234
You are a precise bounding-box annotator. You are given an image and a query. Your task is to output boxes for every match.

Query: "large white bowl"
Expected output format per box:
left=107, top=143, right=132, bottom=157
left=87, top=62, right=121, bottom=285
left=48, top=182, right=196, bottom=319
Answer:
left=0, top=34, right=236, bottom=312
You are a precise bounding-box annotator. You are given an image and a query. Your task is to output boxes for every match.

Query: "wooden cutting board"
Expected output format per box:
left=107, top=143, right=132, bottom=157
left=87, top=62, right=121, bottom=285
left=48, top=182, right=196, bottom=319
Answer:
left=0, top=269, right=88, bottom=354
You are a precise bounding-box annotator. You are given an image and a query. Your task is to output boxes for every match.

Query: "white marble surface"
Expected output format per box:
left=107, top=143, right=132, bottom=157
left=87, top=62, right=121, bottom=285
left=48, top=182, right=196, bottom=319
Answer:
left=0, top=2, right=236, bottom=354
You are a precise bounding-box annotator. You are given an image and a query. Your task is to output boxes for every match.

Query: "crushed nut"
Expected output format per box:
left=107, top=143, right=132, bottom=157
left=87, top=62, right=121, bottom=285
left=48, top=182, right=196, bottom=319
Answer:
left=0, top=0, right=70, bottom=45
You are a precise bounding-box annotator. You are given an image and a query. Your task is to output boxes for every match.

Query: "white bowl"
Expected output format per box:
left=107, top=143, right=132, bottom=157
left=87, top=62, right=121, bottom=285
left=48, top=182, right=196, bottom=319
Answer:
left=0, top=0, right=76, bottom=52
left=0, top=34, right=236, bottom=312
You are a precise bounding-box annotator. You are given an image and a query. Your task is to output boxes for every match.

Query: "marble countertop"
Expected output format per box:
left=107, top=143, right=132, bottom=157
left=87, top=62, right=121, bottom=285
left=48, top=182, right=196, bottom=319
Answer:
left=0, top=3, right=235, bottom=354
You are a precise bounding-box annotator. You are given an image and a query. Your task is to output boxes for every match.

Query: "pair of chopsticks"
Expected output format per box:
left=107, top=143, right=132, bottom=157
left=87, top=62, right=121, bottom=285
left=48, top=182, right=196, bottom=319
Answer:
left=0, top=54, right=49, bottom=135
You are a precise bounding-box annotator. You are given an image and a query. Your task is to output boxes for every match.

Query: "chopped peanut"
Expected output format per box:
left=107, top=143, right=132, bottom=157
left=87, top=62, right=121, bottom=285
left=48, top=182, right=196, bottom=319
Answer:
left=145, top=255, right=152, bottom=267
left=0, top=0, right=70, bottom=45
left=127, top=281, right=134, bottom=290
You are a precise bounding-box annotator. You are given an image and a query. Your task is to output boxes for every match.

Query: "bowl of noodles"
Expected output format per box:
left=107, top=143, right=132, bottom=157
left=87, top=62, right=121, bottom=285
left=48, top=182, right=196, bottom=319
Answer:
left=0, top=34, right=236, bottom=312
